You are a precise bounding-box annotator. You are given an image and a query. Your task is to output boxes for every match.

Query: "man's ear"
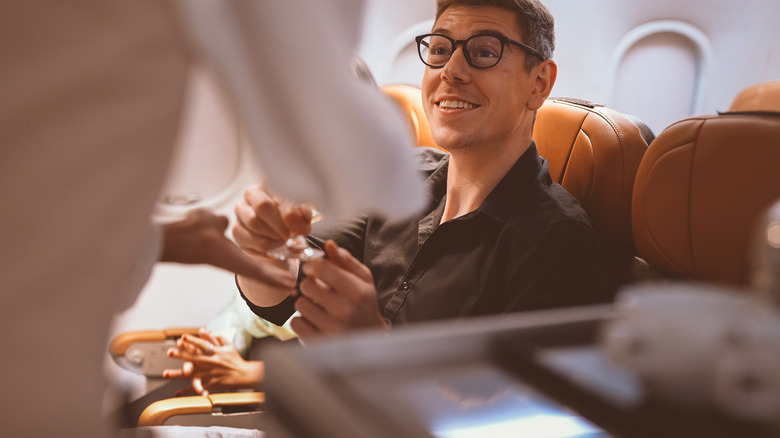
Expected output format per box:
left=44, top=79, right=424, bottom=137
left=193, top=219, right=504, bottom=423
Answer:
left=526, top=59, right=557, bottom=111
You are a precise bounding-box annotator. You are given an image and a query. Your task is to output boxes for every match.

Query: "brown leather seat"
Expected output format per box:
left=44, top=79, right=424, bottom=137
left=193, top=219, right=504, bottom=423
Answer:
left=381, top=85, right=653, bottom=293
left=534, top=98, right=652, bottom=291
left=381, top=84, right=441, bottom=150
left=729, top=80, right=780, bottom=113
left=632, top=81, right=780, bottom=286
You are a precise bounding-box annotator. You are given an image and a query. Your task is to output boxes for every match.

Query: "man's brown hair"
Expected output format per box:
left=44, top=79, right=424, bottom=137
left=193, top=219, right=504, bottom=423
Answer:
left=435, top=0, right=554, bottom=71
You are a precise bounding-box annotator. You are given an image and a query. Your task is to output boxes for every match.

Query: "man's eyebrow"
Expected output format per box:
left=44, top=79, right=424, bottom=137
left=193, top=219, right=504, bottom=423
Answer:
left=429, top=28, right=512, bottom=39
left=475, top=29, right=510, bottom=39
left=431, top=27, right=453, bottom=36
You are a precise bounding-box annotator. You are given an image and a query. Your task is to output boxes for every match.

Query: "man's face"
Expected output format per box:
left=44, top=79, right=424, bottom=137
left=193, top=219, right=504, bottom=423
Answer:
left=421, top=5, right=541, bottom=152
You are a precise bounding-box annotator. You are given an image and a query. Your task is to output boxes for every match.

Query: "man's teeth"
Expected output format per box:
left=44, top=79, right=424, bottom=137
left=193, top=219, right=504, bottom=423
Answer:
left=438, top=100, right=477, bottom=109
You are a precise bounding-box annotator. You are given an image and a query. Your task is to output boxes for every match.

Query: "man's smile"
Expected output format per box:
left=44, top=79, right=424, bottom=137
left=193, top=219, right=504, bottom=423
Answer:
left=436, top=99, right=480, bottom=109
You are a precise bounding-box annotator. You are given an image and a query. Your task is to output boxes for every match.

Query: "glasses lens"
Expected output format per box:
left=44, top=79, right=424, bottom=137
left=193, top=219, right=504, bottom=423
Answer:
left=419, top=35, right=453, bottom=67
left=466, top=36, right=503, bottom=68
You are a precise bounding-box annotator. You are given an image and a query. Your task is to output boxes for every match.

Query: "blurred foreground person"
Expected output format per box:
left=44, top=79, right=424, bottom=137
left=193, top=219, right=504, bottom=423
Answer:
left=0, top=0, right=423, bottom=436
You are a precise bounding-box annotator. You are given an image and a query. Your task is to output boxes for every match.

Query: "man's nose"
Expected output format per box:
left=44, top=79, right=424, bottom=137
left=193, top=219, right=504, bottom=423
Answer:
left=440, top=45, right=471, bottom=83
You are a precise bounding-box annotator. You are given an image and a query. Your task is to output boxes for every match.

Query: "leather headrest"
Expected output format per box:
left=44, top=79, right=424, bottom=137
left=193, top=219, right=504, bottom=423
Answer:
left=534, top=98, right=650, bottom=251
left=632, top=112, right=780, bottom=285
left=729, top=81, right=780, bottom=113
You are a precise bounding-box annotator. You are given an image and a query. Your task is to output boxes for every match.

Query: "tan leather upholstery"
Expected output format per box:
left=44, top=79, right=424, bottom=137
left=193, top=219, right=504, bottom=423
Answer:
left=632, top=86, right=780, bottom=286
left=534, top=98, right=652, bottom=291
left=729, top=80, right=780, bottom=112
left=381, top=84, right=441, bottom=150
left=534, top=99, right=650, bottom=253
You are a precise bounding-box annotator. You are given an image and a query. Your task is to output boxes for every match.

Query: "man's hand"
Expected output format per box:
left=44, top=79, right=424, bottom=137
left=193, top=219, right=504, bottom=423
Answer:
left=160, top=208, right=296, bottom=289
left=231, top=180, right=318, bottom=306
left=232, top=180, right=314, bottom=256
left=291, top=240, right=388, bottom=343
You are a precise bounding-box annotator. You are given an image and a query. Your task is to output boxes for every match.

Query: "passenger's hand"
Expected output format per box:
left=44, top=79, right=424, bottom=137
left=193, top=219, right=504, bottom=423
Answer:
left=291, top=240, right=388, bottom=343
left=160, top=209, right=296, bottom=289
left=232, top=180, right=314, bottom=256
left=162, top=328, right=264, bottom=397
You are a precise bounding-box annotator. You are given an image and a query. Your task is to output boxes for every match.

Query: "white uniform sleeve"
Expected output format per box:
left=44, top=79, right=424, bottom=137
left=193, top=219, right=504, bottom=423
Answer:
left=175, top=0, right=426, bottom=220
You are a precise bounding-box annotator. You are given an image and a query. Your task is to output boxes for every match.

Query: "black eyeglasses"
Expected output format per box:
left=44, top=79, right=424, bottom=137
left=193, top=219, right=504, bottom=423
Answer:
left=415, top=33, right=544, bottom=69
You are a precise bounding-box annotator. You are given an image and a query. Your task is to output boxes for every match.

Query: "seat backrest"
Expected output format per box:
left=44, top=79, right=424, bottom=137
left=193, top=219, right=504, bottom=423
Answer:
left=380, top=84, right=440, bottom=150
left=534, top=98, right=652, bottom=291
left=631, top=81, right=780, bottom=286
left=382, top=85, right=653, bottom=292
left=534, top=98, right=652, bottom=253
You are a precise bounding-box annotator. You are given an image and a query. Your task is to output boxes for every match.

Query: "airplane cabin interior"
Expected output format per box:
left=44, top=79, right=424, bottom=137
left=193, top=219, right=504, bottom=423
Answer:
left=3, top=0, right=780, bottom=437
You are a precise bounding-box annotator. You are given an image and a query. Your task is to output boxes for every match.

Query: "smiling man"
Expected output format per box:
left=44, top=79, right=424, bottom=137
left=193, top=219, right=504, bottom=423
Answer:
left=233, top=0, right=610, bottom=343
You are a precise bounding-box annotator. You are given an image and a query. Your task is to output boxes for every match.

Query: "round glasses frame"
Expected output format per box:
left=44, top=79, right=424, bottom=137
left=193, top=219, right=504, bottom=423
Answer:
left=415, top=33, right=544, bottom=69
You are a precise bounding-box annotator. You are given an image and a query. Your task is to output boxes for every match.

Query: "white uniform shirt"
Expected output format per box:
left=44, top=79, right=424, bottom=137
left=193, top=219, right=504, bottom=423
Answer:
left=0, top=1, right=423, bottom=435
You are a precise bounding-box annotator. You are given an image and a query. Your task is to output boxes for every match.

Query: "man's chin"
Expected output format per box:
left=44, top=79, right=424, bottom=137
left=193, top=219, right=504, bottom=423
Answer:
left=431, top=129, right=478, bottom=152
left=436, top=139, right=478, bottom=153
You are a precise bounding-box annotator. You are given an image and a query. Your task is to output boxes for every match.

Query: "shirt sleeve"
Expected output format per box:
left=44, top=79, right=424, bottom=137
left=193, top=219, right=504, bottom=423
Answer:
left=237, top=275, right=299, bottom=327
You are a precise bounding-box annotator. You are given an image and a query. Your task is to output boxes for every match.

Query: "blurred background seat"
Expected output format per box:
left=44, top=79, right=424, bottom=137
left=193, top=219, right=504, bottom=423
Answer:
left=631, top=80, right=780, bottom=287
left=601, top=81, right=780, bottom=427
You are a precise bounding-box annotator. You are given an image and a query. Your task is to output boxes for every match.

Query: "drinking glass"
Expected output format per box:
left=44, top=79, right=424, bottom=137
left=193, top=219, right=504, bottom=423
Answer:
left=266, top=234, right=323, bottom=261
left=265, top=207, right=324, bottom=261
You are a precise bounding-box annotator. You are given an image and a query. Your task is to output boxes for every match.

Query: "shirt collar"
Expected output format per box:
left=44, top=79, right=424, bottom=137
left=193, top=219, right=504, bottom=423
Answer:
left=418, top=142, right=548, bottom=224
left=478, top=141, right=548, bottom=222
left=421, top=150, right=449, bottom=210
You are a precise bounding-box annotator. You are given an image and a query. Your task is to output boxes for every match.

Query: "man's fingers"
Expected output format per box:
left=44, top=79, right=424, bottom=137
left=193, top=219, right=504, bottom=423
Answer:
left=241, top=183, right=290, bottom=239
left=289, top=315, right=318, bottom=344
left=299, top=240, right=385, bottom=331
left=301, top=247, right=371, bottom=303
left=299, top=275, right=358, bottom=323
left=234, top=203, right=283, bottom=239
left=324, top=240, right=373, bottom=282
left=231, top=215, right=283, bottom=255
left=277, top=202, right=312, bottom=237
left=294, top=295, right=344, bottom=334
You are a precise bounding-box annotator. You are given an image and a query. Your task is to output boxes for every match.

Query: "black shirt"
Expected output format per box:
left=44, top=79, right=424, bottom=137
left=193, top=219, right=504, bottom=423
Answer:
left=241, top=143, right=609, bottom=326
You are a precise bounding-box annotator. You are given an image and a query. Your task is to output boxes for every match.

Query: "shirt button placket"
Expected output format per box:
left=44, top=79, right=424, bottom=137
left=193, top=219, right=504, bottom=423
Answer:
left=400, top=281, right=411, bottom=291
